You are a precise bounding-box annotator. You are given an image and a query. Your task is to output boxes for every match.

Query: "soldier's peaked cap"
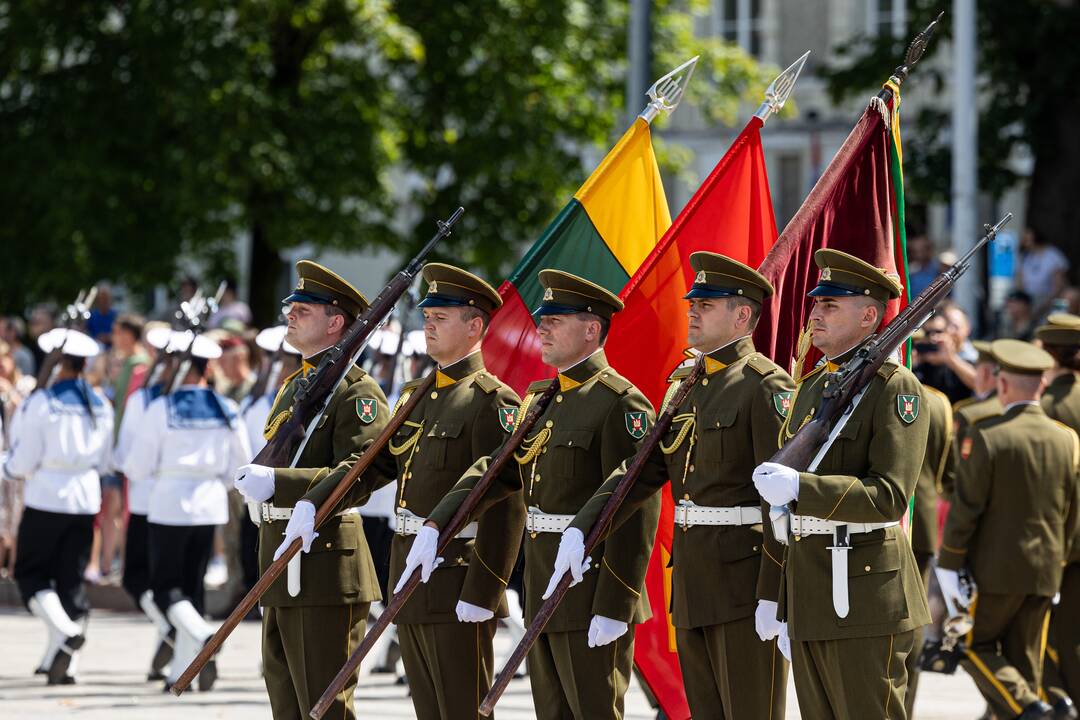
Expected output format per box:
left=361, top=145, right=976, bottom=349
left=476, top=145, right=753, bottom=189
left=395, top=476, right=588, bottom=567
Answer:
left=282, top=260, right=369, bottom=319
left=1036, top=312, right=1080, bottom=347
left=809, top=248, right=903, bottom=303
left=533, top=270, right=624, bottom=321
left=685, top=252, right=774, bottom=303
left=990, top=338, right=1054, bottom=376
left=419, top=263, right=502, bottom=314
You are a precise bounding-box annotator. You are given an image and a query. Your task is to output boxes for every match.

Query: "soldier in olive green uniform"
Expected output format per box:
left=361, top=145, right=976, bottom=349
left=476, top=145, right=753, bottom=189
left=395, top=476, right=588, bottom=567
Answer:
left=233, top=261, right=390, bottom=720
left=904, top=384, right=952, bottom=718
left=942, top=340, right=1001, bottom=501
left=548, top=254, right=792, bottom=719
left=354, top=264, right=524, bottom=719
left=938, top=339, right=1080, bottom=720
left=1035, top=315, right=1080, bottom=717
left=403, top=270, right=660, bottom=720
left=753, top=249, right=932, bottom=719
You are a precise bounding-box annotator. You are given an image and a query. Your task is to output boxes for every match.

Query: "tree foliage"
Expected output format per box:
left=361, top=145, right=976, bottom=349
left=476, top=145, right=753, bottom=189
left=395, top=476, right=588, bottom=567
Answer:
left=0, top=0, right=776, bottom=318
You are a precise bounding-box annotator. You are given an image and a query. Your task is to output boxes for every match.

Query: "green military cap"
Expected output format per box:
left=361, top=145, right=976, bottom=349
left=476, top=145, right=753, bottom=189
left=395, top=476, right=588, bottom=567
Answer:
left=808, top=248, right=903, bottom=303
left=684, top=252, right=775, bottom=303
left=1036, top=312, right=1080, bottom=347
left=419, top=263, right=502, bottom=314
left=972, top=339, right=994, bottom=364
left=282, top=260, right=369, bottom=319
left=990, top=338, right=1054, bottom=376
left=533, top=269, right=624, bottom=321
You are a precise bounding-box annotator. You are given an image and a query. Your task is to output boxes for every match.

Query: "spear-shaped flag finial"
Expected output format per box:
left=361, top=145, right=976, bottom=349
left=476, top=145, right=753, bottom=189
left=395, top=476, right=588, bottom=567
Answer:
left=891, top=11, right=945, bottom=87
left=754, top=50, right=811, bottom=124
left=639, top=56, right=699, bottom=124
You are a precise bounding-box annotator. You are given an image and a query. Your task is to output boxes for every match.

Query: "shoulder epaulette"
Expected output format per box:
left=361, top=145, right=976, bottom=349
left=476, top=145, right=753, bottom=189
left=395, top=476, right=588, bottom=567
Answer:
left=668, top=365, right=694, bottom=382
left=597, top=370, right=632, bottom=395
left=876, top=360, right=902, bottom=381
left=526, top=379, right=555, bottom=395
left=746, top=354, right=778, bottom=377
left=471, top=372, right=500, bottom=394
left=952, top=395, right=980, bottom=412
left=970, top=410, right=1004, bottom=428
left=400, top=376, right=429, bottom=393
left=1049, top=419, right=1080, bottom=469
left=347, top=365, right=367, bottom=383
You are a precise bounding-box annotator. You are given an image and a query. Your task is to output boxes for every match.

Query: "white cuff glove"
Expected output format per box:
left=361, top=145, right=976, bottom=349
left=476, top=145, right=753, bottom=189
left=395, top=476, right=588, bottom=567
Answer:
left=777, top=622, right=791, bottom=661
left=234, top=463, right=275, bottom=503
left=587, top=615, right=628, bottom=648
left=542, top=527, right=591, bottom=600
left=393, top=526, right=443, bottom=593
left=753, top=462, right=800, bottom=506
left=455, top=600, right=495, bottom=623
left=755, top=599, right=783, bottom=642
left=935, top=567, right=970, bottom=610
left=273, top=500, right=318, bottom=560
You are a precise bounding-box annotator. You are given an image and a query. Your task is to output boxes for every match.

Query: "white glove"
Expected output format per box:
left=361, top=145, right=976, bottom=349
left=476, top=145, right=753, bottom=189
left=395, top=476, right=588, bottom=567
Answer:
left=234, top=463, right=275, bottom=503
left=587, top=615, right=628, bottom=648
left=935, top=567, right=970, bottom=610
left=777, top=622, right=791, bottom=661
left=393, top=526, right=443, bottom=593
left=755, top=599, right=783, bottom=642
left=455, top=600, right=495, bottom=623
left=273, top=500, right=318, bottom=560
left=542, top=527, right=591, bottom=600
left=753, top=462, right=800, bottom=506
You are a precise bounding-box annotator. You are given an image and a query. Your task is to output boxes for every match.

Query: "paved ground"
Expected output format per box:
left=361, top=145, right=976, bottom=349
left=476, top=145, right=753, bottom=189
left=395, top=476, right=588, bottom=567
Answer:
left=0, top=607, right=987, bottom=718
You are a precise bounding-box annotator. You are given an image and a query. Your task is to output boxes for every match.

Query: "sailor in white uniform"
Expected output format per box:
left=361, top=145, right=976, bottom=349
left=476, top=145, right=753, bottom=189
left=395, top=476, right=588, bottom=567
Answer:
left=112, top=325, right=179, bottom=680
left=122, top=334, right=251, bottom=691
left=6, top=329, right=114, bottom=685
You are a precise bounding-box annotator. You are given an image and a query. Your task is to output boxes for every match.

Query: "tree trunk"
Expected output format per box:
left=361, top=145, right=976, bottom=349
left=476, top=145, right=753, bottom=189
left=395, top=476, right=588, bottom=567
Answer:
left=248, top=220, right=287, bottom=327
left=1026, top=91, right=1080, bottom=286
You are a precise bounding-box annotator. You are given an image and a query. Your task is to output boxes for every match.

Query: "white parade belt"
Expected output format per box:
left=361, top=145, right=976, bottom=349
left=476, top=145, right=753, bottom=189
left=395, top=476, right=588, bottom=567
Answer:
left=395, top=508, right=478, bottom=539
left=259, top=503, right=363, bottom=523
left=788, top=514, right=898, bottom=537
left=674, top=501, right=762, bottom=528
left=526, top=507, right=574, bottom=534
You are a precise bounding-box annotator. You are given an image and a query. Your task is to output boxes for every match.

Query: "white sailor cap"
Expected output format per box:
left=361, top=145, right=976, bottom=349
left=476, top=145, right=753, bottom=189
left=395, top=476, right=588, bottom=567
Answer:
left=37, top=328, right=101, bottom=358
left=145, top=325, right=173, bottom=351
left=167, top=330, right=222, bottom=360
left=255, top=325, right=300, bottom=356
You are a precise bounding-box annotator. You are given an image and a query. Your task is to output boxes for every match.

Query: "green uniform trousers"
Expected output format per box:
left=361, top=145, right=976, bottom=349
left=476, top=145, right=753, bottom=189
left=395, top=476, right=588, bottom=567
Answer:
left=528, top=626, right=636, bottom=720
left=1044, top=563, right=1080, bottom=706
left=262, top=603, right=369, bottom=720
left=398, top=619, right=497, bottom=719
left=676, top=615, right=788, bottom=719
left=960, top=593, right=1052, bottom=718
left=791, top=630, right=914, bottom=719
left=904, top=552, right=933, bottom=719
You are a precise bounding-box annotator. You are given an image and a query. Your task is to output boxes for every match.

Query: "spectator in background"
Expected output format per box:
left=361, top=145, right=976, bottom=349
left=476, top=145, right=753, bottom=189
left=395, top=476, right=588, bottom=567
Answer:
left=208, top=279, right=253, bottom=329
left=110, top=314, right=150, bottom=414
left=0, top=317, right=35, bottom=378
left=1002, top=290, right=1037, bottom=340
left=1017, top=227, right=1069, bottom=321
left=27, top=306, right=55, bottom=374
left=1061, top=286, right=1080, bottom=316
left=906, top=232, right=939, bottom=299
left=214, top=336, right=256, bottom=403
left=86, top=284, right=117, bottom=346
left=942, top=302, right=979, bottom=364
left=912, top=312, right=974, bottom=404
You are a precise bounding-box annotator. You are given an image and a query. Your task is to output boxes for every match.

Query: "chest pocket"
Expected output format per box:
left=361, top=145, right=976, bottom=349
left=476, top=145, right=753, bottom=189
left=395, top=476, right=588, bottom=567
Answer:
left=697, top=407, right=738, bottom=466
left=550, top=429, right=594, bottom=477
left=832, top=420, right=862, bottom=472
left=420, top=419, right=465, bottom=470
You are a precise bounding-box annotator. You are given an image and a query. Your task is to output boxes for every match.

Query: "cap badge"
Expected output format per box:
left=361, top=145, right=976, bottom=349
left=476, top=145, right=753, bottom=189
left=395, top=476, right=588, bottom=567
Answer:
left=543, top=288, right=554, bottom=301
left=821, top=268, right=832, bottom=281
left=297, top=278, right=306, bottom=290
left=428, top=281, right=438, bottom=294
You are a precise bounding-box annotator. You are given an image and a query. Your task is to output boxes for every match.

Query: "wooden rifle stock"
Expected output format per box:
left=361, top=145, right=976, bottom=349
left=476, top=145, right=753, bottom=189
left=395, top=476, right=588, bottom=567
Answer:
left=309, top=377, right=561, bottom=719
left=475, top=357, right=705, bottom=716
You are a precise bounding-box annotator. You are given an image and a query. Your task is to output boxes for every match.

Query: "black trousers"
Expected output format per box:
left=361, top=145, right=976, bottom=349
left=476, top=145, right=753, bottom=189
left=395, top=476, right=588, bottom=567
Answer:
left=361, top=515, right=393, bottom=598
left=14, top=508, right=94, bottom=620
left=122, top=513, right=151, bottom=603
left=240, top=511, right=260, bottom=592
left=148, top=522, right=215, bottom=615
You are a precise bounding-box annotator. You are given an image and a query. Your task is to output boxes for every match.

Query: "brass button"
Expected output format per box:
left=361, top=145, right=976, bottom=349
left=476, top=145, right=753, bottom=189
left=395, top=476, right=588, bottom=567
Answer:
left=542, top=447, right=548, bottom=454
left=753, top=546, right=758, bottom=551
left=546, top=420, right=553, bottom=428
left=567, top=440, right=573, bottom=447
left=794, top=535, right=801, bottom=542
left=688, top=464, right=695, bottom=473
left=534, top=474, right=541, bottom=482
left=530, top=532, right=537, bottom=539
left=399, top=500, right=407, bottom=508
left=440, top=431, right=446, bottom=436
left=702, top=378, right=709, bottom=386
left=683, top=493, right=690, bottom=500
left=430, top=391, right=438, bottom=399
left=864, top=565, right=871, bottom=572
left=556, top=395, right=563, bottom=403
left=456, top=557, right=464, bottom=564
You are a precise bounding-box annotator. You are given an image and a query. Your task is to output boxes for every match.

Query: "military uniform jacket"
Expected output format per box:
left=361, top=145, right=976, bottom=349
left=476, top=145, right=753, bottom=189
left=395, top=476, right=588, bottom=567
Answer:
left=1042, top=372, right=1080, bottom=563
left=258, top=350, right=391, bottom=608
left=779, top=354, right=932, bottom=641
left=911, top=386, right=952, bottom=557
left=939, top=403, right=1080, bottom=595
left=568, top=337, right=794, bottom=629
left=361, top=351, right=524, bottom=624
left=427, top=350, right=660, bottom=633
left=941, top=392, right=1002, bottom=500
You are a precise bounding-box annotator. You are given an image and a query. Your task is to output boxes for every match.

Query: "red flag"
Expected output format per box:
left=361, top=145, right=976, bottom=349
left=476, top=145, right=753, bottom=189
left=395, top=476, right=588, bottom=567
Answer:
left=605, top=116, right=778, bottom=720
left=755, top=97, right=909, bottom=375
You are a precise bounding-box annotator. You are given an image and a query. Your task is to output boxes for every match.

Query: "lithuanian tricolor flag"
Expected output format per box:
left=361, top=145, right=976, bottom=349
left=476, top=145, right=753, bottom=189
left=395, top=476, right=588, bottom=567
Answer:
left=482, top=118, right=671, bottom=393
